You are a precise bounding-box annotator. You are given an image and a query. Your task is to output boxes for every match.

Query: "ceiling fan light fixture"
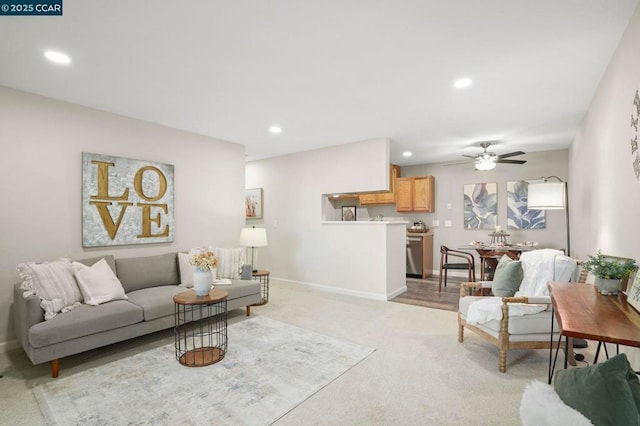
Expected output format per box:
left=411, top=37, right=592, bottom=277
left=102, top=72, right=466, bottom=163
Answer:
left=475, top=158, right=496, bottom=171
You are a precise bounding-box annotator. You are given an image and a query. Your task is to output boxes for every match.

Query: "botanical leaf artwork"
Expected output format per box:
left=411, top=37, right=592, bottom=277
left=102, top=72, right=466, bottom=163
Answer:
left=463, top=183, right=497, bottom=229
left=506, top=180, right=545, bottom=229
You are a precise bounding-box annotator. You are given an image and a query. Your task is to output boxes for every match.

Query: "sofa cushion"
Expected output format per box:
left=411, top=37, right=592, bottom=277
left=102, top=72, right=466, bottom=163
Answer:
left=17, top=258, right=83, bottom=321
left=459, top=296, right=556, bottom=335
left=115, top=253, right=179, bottom=292
left=29, top=300, right=143, bottom=348
left=75, top=255, right=117, bottom=275
left=72, top=259, right=128, bottom=306
left=554, top=353, right=640, bottom=425
left=127, top=285, right=186, bottom=321
left=491, top=255, right=523, bottom=297
left=225, top=280, right=262, bottom=299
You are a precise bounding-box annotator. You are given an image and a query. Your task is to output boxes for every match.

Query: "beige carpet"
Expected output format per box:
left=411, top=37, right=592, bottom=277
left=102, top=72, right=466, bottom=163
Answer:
left=1, top=280, right=584, bottom=425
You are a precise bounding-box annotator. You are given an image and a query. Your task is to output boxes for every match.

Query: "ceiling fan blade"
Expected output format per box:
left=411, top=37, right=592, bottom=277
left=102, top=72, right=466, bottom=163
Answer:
left=496, top=159, right=527, bottom=164
left=497, top=151, right=525, bottom=159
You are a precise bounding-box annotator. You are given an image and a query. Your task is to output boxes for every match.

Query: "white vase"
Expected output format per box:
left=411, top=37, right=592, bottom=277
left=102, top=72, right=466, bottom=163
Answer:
left=595, top=277, right=622, bottom=295
left=193, top=268, right=212, bottom=296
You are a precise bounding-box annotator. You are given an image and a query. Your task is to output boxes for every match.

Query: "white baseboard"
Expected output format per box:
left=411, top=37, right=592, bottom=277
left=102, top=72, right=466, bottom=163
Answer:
left=0, top=339, right=20, bottom=353
left=386, top=285, right=408, bottom=300
left=432, top=270, right=473, bottom=279
left=272, top=277, right=396, bottom=302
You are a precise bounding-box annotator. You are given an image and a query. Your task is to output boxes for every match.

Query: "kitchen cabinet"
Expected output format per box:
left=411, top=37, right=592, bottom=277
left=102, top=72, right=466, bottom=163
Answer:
left=358, top=164, right=401, bottom=205
left=396, top=175, right=435, bottom=212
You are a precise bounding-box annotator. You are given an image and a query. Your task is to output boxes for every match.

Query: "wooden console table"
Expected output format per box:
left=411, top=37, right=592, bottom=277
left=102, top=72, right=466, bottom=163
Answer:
left=548, top=282, right=640, bottom=383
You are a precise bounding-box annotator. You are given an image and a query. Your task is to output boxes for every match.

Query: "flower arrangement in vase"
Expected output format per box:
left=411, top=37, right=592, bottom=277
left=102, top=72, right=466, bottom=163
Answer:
left=584, top=251, right=638, bottom=295
left=189, top=250, right=218, bottom=296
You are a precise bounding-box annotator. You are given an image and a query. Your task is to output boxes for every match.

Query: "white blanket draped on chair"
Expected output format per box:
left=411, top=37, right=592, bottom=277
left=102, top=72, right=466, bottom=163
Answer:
left=466, top=249, right=576, bottom=325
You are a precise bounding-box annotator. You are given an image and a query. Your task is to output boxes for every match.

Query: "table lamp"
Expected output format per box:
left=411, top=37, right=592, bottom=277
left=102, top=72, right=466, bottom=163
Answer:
left=240, top=226, right=268, bottom=272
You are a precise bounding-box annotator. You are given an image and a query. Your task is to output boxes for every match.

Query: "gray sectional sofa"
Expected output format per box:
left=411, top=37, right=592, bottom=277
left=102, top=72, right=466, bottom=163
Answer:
left=12, top=252, right=261, bottom=378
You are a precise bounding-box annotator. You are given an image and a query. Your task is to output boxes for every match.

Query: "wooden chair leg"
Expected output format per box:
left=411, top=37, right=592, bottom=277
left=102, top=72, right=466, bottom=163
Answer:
left=51, top=359, right=59, bottom=378
left=457, top=314, right=464, bottom=342
left=246, top=306, right=251, bottom=316
left=438, top=269, right=443, bottom=292
left=499, top=349, right=507, bottom=373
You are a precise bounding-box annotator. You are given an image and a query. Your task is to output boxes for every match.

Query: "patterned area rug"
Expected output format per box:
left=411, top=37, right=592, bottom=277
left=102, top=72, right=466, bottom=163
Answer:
left=33, top=316, right=374, bottom=425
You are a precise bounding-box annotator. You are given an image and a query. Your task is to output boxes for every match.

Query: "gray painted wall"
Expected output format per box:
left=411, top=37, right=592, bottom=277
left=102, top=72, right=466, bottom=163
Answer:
left=0, top=87, right=246, bottom=345
left=356, top=149, right=570, bottom=274
left=569, top=3, right=640, bottom=365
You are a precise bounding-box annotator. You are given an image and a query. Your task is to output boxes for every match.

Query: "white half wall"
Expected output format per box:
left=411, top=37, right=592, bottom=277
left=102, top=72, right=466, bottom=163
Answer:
left=0, top=86, right=246, bottom=344
left=245, top=138, right=406, bottom=300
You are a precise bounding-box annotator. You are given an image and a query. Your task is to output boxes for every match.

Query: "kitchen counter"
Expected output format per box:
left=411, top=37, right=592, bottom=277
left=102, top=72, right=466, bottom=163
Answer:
left=406, top=231, right=433, bottom=236
left=322, top=221, right=409, bottom=225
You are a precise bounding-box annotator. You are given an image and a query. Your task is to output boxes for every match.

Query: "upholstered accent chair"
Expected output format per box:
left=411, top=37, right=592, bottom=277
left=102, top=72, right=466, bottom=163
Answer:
left=457, top=249, right=585, bottom=372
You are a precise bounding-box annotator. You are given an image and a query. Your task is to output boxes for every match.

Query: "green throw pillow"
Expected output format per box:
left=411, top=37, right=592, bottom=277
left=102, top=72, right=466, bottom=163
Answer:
left=553, top=353, right=640, bottom=426
left=490, top=255, right=523, bottom=297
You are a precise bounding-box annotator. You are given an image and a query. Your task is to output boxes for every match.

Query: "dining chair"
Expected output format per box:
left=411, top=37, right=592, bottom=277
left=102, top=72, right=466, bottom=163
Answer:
left=438, top=245, right=475, bottom=291
left=480, top=250, right=520, bottom=281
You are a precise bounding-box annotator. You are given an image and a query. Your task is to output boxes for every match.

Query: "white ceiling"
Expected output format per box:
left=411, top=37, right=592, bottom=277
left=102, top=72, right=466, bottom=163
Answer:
left=1, top=1, right=637, bottom=166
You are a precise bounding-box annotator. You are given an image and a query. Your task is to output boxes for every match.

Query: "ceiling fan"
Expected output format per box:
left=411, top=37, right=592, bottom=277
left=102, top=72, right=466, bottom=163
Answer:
left=450, top=142, right=527, bottom=170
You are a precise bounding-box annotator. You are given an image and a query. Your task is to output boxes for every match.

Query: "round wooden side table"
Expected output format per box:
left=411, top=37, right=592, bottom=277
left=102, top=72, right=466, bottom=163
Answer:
left=173, top=288, right=228, bottom=367
left=251, top=270, right=270, bottom=306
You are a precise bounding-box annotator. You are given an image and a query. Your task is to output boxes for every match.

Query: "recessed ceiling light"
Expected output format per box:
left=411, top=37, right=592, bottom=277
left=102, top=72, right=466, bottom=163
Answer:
left=269, top=126, right=282, bottom=134
left=453, top=77, right=472, bottom=89
left=44, top=50, right=71, bottom=65
left=402, top=151, right=413, bottom=157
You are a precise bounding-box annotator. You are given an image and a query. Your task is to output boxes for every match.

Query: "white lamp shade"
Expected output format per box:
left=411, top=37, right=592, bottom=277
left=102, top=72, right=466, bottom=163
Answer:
left=527, top=182, right=566, bottom=210
left=239, top=227, right=268, bottom=247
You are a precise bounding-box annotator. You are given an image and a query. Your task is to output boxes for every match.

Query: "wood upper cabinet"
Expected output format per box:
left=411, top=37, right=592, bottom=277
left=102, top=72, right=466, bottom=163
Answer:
left=396, top=175, right=435, bottom=212
left=358, top=164, right=401, bottom=205
left=395, top=178, right=413, bottom=211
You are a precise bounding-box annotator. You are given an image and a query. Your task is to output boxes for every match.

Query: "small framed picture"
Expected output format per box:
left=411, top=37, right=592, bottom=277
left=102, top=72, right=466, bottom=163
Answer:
left=246, top=188, right=263, bottom=219
left=342, top=206, right=356, bottom=221
left=626, top=273, right=640, bottom=313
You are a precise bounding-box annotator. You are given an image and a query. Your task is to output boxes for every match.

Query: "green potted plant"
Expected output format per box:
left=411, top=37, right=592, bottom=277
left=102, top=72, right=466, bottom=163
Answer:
left=584, top=251, right=638, bottom=295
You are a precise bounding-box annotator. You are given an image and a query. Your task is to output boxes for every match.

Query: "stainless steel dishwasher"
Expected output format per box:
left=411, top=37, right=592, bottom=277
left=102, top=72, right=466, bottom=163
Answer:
left=406, top=235, right=423, bottom=277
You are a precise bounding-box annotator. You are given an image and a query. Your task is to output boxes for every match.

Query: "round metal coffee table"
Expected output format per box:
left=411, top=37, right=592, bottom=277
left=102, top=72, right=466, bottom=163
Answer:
left=173, top=288, right=228, bottom=367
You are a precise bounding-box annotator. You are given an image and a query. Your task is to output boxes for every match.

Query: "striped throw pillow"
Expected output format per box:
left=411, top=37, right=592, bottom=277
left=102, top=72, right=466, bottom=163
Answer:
left=17, top=258, right=83, bottom=320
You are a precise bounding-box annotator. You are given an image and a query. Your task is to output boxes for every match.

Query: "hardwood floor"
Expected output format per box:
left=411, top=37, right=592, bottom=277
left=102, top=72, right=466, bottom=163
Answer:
left=391, top=275, right=465, bottom=312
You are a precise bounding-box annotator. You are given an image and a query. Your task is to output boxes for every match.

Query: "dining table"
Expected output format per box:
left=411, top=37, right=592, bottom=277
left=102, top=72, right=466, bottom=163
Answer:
left=459, top=244, right=539, bottom=280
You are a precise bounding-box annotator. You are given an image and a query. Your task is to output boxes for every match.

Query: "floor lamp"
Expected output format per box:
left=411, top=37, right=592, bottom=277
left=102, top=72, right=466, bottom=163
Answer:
left=240, top=226, right=268, bottom=272
left=527, top=176, right=570, bottom=256
left=527, top=176, right=587, bottom=349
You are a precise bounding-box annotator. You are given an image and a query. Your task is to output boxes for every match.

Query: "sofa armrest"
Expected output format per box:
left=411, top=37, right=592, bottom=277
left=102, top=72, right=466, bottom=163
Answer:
left=13, top=282, right=44, bottom=351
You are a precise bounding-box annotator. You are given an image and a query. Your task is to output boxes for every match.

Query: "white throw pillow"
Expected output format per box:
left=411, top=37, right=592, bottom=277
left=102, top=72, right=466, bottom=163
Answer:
left=178, top=251, right=217, bottom=288
left=17, top=258, right=83, bottom=320
left=71, top=258, right=128, bottom=306
left=520, top=381, right=593, bottom=425
left=214, top=248, right=244, bottom=279
left=178, top=252, right=194, bottom=287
